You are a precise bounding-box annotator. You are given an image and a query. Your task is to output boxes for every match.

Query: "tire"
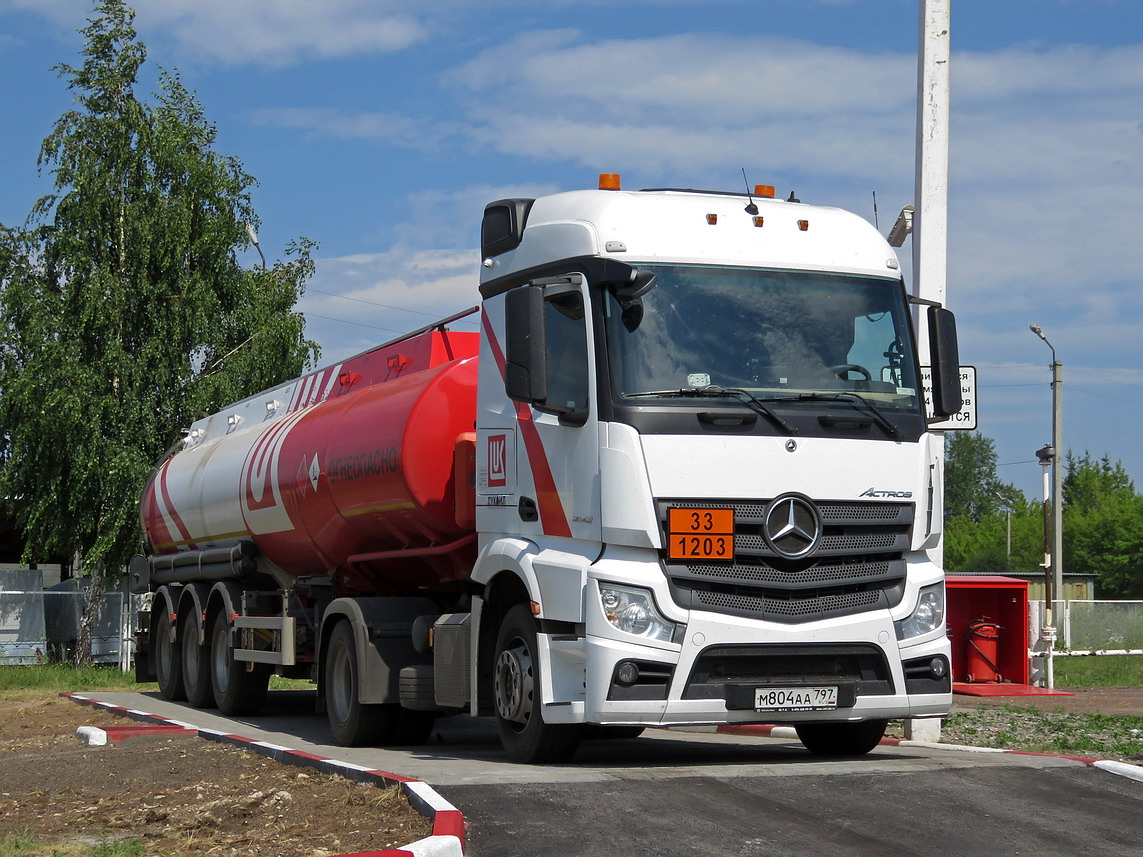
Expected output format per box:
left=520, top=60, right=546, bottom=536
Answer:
left=181, top=611, right=215, bottom=709
left=209, top=609, right=270, bottom=717
left=324, top=621, right=399, bottom=746
left=493, top=604, right=582, bottom=764
left=153, top=600, right=185, bottom=701
left=795, top=719, right=889, bottom=756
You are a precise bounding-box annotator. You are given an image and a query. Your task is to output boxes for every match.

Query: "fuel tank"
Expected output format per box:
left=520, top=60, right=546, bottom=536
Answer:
left=140, top=326, right=481, bottom=594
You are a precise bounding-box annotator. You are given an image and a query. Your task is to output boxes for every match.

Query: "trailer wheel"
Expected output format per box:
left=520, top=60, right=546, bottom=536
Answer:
left=493, top=604, right=581, bottom=764
left=153, top=601, right=185, bottom=701
left=325, top=621, right=399, bottom=746
left=181, top=612, right=215, bottom=709
left=209, top=610, right=269, bottom=717
left=794, top=719, right=888, bottom=756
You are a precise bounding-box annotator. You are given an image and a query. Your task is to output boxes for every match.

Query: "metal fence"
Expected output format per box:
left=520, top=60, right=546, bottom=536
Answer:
left=0, top=581, right=140, bottom=670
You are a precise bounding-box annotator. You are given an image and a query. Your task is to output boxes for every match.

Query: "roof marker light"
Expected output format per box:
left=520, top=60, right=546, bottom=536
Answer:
left=706, top=213, right=718, bottom=225
left=599, top=173, right=621, bottom=190
left=753, top=216, right=765, bottom=227
left=798, top=220, right=810, bottom=231
left=755, top=185, right=775, bottom=199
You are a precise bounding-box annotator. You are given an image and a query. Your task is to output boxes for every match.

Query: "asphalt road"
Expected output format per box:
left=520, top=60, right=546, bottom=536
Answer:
left=82, top=690, right=1143, bottom=857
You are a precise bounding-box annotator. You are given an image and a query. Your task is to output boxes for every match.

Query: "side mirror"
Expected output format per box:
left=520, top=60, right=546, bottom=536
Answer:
left=504, top=286, right=547, bottom=404
left=928, top=306, right=962, bottom=418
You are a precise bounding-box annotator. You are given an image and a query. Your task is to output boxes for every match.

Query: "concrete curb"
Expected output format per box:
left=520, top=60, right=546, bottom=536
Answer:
left=62, top=693, right=465, bottom=857
left=716, top=723, right=1143, bottom=780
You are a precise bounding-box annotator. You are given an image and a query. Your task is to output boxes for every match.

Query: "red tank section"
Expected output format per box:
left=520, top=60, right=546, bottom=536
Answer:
left=142, top=325, right=481, bottom=596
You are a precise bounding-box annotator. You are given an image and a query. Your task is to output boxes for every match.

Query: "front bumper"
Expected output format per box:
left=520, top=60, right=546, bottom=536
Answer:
left=551, top=575, right=951, bottom=726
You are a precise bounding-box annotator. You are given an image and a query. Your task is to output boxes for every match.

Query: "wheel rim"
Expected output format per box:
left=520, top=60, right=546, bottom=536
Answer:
left=211, top=620, right=230, bottom=695
left=494, top=637, right=534, bottom=730
left=329, top=644, right=353, bottom=724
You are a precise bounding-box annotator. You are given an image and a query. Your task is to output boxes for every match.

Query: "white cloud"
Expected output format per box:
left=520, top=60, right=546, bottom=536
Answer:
left=0, top=0, right=428, bottom=65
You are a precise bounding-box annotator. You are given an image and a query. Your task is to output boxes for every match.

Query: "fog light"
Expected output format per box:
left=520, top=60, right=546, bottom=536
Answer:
left=615, top=661, right=640, bottom=686
left=930, top=657, right=948, bottom=679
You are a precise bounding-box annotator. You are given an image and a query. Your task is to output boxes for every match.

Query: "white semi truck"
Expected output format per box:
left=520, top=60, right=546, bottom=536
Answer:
left=135, top=174, right=962, bottom=763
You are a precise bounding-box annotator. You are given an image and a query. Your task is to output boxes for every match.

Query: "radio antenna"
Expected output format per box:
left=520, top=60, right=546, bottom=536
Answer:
left=742, top=168, right=758, bottom=215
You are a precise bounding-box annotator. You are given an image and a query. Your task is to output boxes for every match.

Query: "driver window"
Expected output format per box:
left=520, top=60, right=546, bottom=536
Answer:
left=541, top=289, right=589, bottom=420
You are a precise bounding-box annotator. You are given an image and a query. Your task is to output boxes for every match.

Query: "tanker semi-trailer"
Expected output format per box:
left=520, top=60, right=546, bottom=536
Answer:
left=133, top=174, right=963, bottom=763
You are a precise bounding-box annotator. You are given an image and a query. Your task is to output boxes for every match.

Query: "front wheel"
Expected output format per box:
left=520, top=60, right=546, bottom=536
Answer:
left=209, top=610, right=270, bottom=717
left=795, top=719, right=888, bottom=756
left=324, top=621, right=399, bottom=746
left=493, top=604, right=581, bottom=764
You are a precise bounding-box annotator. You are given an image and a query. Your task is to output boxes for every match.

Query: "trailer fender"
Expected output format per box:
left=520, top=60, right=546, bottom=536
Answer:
left=206, top=581, right=244, bottom=641
left=319, top=597, right=437, bottom=705
left=152, top=585, right=182, bottom=643
left=175, top=583, right=211, bottom=645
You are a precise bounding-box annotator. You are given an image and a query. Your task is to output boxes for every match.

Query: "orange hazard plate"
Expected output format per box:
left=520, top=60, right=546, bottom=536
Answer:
left=667, top=508, right=734, bottom=560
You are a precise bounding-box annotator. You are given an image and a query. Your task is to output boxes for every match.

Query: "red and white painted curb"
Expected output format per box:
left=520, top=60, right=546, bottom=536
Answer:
left=63, top=693, right=465, bottom=857
left=717, top=724, right=1143, bottom=782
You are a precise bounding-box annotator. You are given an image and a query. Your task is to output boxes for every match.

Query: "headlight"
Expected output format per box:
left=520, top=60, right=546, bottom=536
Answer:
left=894, top=582, right=945, bottom=640
left=599, top=584, right=678, bottom=643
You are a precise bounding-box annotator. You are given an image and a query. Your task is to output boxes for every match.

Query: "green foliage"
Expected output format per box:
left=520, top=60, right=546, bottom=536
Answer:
left=0, top=1, right=318, bottom=577
left=944, top=431, right=1021, bottom=522
left=1063, top=453, right=1143, bottom=598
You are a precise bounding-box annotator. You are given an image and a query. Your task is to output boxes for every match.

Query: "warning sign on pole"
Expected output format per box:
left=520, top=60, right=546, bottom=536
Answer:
left=921, top=365, right=977, bottom=430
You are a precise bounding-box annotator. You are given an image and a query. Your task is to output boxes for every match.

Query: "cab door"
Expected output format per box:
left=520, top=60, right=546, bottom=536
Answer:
left=476, top=275, right=601, bottom=548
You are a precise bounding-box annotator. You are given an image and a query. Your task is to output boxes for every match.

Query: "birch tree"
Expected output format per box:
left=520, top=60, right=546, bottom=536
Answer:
left=0, top=1, right=318, bottom=663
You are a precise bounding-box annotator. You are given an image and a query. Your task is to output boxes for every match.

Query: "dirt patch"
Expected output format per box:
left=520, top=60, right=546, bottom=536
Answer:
left=951, top=685, right=1143, bottom=716
left=0, top=694, right=433, bottom=856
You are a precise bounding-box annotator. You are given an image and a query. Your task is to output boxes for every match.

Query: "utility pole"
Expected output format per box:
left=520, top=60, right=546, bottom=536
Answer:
left=912, top=0, right=950, bottom=313
left=904, top=0, right=950, bottom=743
left=1030, top=324, right=1065, bottom=618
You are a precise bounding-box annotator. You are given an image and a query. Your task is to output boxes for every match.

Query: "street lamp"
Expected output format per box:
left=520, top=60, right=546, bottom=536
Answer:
left=246, top=223, right=267, bottom=271
left=1029, top=324, right=1063, bottom=615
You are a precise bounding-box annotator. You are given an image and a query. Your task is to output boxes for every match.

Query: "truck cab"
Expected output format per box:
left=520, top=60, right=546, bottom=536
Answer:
left=467, top=177, right=960, bottom=761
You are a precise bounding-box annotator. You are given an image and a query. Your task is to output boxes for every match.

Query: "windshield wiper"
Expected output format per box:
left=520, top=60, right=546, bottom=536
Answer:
left=623, top=387, right=796, bottom=435
left=779, top=392, right=900, bottom=438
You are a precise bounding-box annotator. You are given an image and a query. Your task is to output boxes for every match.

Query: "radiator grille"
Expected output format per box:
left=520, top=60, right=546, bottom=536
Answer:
left=661, top=499, right=912, bottom=624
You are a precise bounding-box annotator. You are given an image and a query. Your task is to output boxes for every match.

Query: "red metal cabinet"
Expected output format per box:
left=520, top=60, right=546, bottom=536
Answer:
left=945, top=575, right=1029, bottom=684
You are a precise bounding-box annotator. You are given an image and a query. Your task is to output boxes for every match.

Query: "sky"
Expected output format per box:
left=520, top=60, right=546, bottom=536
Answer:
left=0, top=0, right=1140, bottom=502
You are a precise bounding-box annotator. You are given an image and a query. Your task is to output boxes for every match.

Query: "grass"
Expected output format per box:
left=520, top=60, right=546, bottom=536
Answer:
left=0, top=664, right=155, bottom=696
left=943, top=705, right=1143, bottom=762
left=0, top=663, right=313, bottom=699
left=1053, top=654, right=1143, bottom=687
left=0, top=831, right=147, bottom=857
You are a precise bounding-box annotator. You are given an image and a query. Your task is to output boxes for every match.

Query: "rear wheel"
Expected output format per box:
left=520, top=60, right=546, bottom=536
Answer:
left=181, top=611, right=215, bottom=709
left=325, top=621, right=399, bottom=746
left=153, top=600, right=185, bottom=701
left=494, top=604, right=581, bottom=764
left=795, top=719, right=888, bottom=756
left=209, top=610, right=270, bottom=717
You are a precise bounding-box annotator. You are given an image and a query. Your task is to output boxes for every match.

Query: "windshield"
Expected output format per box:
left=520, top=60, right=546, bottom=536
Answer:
left=603, top=265, right=921, bottom=413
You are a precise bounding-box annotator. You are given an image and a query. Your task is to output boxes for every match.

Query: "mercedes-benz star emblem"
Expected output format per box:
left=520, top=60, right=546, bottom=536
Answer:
left=762, top=494, right=822, bottom=559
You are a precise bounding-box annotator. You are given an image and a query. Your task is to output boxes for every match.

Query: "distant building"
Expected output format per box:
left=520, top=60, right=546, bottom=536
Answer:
left=948, top=570, right=1095, bottom=602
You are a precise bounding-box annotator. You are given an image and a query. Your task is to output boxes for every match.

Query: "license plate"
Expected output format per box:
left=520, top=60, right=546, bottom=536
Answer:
left=668, top=507, right=734, bottom=560
left=754, top=686, right=838, bottom=711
